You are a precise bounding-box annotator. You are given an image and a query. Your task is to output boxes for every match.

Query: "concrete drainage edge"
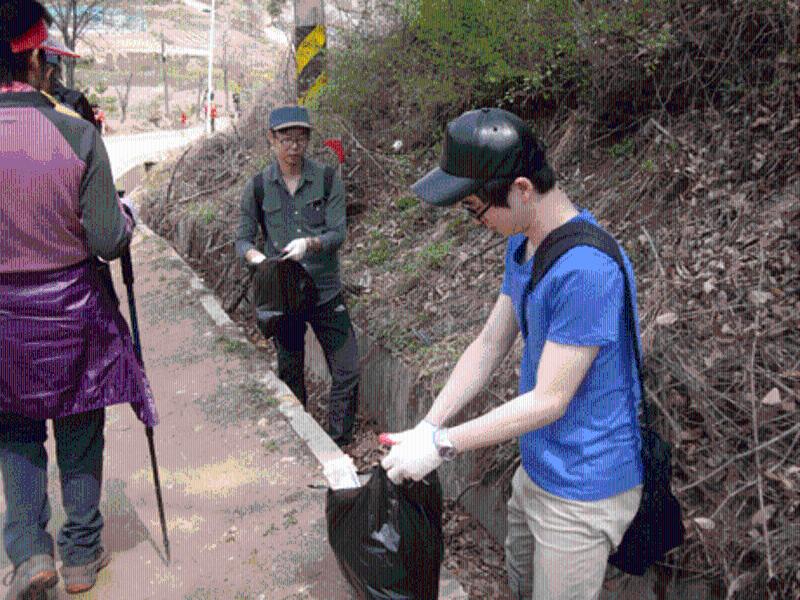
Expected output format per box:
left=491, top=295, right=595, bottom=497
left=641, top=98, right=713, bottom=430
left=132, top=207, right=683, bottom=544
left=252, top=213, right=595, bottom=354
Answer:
left=134, top=220, right=470, bottom=600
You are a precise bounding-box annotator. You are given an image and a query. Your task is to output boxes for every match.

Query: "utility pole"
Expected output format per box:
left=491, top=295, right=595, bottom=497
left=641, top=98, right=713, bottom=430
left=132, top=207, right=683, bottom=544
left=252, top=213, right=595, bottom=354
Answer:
left=205, top=0, right=216, bottom=134
left=222, top=29, right=229, bottom=113
left=160, top=32, right=169, bottom=119
left=293, top=0, right=326, bottom=105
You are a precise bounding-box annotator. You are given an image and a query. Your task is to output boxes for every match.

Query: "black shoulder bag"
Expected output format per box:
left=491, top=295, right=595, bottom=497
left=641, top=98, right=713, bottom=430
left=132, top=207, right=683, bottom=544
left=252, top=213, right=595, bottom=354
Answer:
left=522, top=219, right=685, bottom=577
left=249, top=166, right=333, bottom=338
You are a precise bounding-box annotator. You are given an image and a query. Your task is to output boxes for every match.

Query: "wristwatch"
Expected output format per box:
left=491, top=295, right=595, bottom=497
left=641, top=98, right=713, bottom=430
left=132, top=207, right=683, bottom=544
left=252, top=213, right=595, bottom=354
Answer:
left=433, top=427, right=458, bottom=461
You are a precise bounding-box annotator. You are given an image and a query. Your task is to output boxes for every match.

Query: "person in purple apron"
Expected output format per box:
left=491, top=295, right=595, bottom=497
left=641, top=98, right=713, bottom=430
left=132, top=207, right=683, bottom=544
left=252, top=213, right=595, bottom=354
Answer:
left=0, top=2, right=158, bottom=598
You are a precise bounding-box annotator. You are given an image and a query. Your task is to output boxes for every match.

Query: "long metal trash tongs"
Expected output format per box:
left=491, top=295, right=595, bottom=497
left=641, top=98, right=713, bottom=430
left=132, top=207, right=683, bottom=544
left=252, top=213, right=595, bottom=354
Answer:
left=120, top=245, right=171, bottom=565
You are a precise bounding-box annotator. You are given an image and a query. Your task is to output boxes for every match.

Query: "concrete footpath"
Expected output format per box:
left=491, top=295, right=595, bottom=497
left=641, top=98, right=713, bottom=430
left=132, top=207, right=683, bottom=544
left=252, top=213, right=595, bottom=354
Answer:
left=0, top=220, right=467, bottom=599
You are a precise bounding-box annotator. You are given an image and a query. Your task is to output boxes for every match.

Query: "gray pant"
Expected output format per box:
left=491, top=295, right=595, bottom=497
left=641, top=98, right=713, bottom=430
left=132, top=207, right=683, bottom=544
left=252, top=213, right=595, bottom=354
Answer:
left=505, top=466, right=642, bottom=600
left=0, top=409, right=105, bottom=568
left=274, top=293, right=359, bottom=443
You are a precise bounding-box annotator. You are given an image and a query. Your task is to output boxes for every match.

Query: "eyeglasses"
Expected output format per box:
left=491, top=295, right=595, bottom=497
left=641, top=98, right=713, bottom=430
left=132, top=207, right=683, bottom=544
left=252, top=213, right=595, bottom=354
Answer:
left=461, top=196, right=492, bottom=222
left=275, top=135, right=309, bottom=148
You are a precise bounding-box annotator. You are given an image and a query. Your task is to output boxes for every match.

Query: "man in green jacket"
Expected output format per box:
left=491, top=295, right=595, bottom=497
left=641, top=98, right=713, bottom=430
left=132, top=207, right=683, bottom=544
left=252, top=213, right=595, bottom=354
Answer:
left=236, top=106, right=359, bottom=447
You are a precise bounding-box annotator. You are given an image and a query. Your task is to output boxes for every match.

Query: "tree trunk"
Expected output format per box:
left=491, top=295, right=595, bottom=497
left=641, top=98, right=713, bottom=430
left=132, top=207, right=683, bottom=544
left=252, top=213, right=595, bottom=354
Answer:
left=195, top=73, right=205, bottom=116
left=65, top=59, right=76, bottom=88
left=223, top=61, right=229, bottom=113
left=50, top=0, right=117, bottom=89
left=115, top=70, right=134, bottom=123
left=161, top=33, right=170, bottom=117
left=66, top=0, right=78, bottom=87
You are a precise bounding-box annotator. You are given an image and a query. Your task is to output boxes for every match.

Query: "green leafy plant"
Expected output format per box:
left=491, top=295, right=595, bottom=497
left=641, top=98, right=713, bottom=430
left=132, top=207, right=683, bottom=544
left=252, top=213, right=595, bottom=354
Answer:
left=396, top=196, right=419, bottom=211
left=422, top=240, right=451, bottom=269
left=194, top=204, right=216, bottom=225
left=366, top=235, right=391, bottom=266
left=610, top=138, right=635, bottom=159
left=217, top=336, right=248, bottom=355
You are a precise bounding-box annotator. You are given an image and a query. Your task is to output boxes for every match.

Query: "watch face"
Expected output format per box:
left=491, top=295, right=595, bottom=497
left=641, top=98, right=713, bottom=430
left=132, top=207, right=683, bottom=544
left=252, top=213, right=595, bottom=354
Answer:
left=439, top=445, right=458, bottom=461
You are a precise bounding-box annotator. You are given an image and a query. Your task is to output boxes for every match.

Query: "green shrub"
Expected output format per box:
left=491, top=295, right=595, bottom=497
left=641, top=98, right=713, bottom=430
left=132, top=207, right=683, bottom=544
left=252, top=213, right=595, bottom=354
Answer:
left=319, top=0, right=669, bottom=142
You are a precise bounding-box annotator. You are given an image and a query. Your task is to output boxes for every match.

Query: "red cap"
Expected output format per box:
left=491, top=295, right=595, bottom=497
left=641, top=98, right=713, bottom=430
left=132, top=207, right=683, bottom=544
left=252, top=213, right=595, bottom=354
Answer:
left=9, top=18, right=79, bottom=58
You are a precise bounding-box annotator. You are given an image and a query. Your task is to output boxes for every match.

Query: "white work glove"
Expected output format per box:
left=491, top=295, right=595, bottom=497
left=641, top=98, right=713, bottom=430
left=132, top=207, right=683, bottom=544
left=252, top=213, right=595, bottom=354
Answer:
left=246, top=249, right=267, bottom=265
left=282, top=238, right=308, bottom=262
left=120, top=195, right=138, bottom=225
left=380, top=419, right=436, bottom=447
left=380, top=420, right=442, bottom=485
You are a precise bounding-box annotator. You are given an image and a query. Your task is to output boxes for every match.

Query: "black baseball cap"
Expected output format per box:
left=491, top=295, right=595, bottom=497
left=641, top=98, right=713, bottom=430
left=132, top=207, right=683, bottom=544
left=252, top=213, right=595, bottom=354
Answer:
left=411, top=107, right=545, bottom=207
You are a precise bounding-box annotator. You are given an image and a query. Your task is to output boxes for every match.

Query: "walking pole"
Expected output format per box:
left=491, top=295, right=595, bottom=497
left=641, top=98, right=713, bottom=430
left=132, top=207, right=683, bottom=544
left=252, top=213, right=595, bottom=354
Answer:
left=120, top=243, right=171, bottom=565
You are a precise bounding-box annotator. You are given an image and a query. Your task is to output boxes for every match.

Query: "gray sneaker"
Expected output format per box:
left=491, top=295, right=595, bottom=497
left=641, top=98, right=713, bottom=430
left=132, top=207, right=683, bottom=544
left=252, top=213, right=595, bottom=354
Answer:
left=61, top=548, right=110, bottom=595
left=2, top=554, right=58, bottom=600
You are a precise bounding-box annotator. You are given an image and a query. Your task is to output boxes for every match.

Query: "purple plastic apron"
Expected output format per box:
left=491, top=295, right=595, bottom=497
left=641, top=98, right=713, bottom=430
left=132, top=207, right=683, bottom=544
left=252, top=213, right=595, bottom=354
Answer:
left=0, top=260, right=158, bottom=426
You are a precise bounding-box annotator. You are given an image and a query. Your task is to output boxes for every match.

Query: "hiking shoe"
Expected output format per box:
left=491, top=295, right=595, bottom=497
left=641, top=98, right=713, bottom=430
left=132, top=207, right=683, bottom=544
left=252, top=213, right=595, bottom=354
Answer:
left=2, top=554, right=58, bottom=600
left=325, top=425, right=352, bottom=448
left=331, top=434, right=353, bottom=448
left=61, top=548, right=110, bottom=595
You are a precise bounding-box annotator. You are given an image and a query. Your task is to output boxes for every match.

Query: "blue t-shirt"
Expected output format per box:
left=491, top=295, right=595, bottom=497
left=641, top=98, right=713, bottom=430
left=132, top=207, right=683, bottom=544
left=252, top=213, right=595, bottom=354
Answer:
left=500, top=210, right=644, bottom=501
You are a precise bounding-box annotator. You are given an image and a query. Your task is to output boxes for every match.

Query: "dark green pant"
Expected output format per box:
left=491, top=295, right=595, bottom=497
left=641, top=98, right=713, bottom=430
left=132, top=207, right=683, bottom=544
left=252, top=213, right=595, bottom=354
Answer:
left=274, top=294, right=360, bottom=443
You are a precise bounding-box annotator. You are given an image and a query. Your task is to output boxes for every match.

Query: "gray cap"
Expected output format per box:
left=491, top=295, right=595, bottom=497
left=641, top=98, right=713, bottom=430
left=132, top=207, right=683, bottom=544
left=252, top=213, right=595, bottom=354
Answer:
left=41, top=32, right=79, bottom=65
left=269, top=105, right=312, bottom=131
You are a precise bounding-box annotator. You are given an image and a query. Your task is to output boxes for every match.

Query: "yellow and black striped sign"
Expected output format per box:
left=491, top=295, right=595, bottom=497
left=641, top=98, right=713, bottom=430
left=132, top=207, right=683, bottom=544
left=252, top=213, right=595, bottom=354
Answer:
left=295, top=23, right=326, bottom=105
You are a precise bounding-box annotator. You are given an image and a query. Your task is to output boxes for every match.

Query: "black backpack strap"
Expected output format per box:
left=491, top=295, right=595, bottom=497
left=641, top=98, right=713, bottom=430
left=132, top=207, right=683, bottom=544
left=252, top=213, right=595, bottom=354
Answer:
left=253, top=171, right=266, bottom=239
left=323, top=165, right=334, bottom=202
left=523, top=220, right=650, bottom=427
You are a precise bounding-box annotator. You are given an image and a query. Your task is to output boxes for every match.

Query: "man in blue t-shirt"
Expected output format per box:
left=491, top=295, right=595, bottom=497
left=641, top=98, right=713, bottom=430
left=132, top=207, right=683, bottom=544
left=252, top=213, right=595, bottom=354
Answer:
left=381, top=108, right=644, bottom=600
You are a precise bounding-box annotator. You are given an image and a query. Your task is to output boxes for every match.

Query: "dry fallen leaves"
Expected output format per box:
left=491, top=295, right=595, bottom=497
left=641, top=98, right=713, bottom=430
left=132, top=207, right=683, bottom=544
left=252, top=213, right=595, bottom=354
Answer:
left=655, top=312, right=678, bottom=326
left=761, top=388, right=781, bottom=406
left=750, top=505, right=776, bottom=528
left=693, top=517, right=716, bottom=530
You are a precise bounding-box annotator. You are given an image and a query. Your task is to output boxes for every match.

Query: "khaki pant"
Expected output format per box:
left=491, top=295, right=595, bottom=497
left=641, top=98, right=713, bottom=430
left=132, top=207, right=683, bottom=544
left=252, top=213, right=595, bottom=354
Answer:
left=505, top=466, right=642, bottom=600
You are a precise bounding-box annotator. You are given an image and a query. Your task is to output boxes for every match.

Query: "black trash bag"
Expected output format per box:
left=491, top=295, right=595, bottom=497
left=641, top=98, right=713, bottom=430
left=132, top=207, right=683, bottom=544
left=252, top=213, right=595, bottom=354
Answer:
left=252, top=258, right=318, bottom=338
left=326, top=465, right=444, bottom=600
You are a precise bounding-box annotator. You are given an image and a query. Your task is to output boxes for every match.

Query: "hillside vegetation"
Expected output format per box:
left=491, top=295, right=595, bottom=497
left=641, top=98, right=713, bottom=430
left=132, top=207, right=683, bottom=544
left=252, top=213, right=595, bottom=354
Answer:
left=139, top=1, right=799, bottom=597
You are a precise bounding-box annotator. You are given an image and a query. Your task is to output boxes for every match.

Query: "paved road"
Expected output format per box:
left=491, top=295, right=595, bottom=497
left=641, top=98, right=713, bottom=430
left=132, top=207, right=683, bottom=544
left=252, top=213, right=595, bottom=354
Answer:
left=105, top=120, right=229, bottom=180
left=181, top=0, right=212, bottom=12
